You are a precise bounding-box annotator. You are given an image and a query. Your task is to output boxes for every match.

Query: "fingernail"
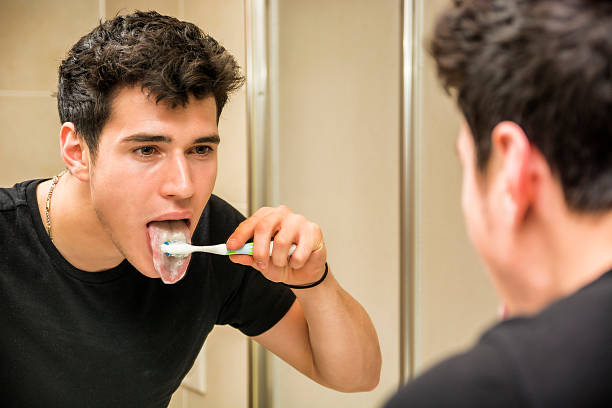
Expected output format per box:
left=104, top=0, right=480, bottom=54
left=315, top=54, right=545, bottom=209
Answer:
left=257, top=261, right=265, bottom=269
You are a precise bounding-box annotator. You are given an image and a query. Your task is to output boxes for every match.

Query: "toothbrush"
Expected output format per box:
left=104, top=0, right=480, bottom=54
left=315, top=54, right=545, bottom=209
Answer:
left=161, top=241, right=297, bottom=257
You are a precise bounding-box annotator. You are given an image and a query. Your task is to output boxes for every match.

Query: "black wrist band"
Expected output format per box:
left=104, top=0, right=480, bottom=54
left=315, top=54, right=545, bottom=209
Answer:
left=282, top=263, right=328, bottom=289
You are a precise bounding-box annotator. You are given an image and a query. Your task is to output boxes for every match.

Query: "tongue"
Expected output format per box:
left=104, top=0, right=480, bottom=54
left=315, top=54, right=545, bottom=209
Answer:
left=148, top=220, right=191, bottom=284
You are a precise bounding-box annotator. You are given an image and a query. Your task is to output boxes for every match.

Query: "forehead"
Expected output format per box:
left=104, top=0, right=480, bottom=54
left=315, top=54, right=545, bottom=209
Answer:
left=100, top=86, right=218, bottom=143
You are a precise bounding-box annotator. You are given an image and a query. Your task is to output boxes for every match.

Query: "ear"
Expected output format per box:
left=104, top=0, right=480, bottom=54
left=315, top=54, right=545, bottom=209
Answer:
left=490, top=121, right=534, bottom=227
left=60, top=122, right=91, bottom=182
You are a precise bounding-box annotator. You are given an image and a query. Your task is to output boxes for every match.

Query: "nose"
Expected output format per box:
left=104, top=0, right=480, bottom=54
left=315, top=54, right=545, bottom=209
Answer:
left=160, top=155, right=194, bottom=200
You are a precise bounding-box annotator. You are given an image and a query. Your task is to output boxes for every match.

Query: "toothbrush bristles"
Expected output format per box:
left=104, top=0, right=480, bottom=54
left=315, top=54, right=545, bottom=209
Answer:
left=160, top=240, right=189, bottom=257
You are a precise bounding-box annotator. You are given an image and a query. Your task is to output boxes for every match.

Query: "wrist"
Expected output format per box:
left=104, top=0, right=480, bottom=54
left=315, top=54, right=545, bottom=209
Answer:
left=281, top=263, right=328, bottom=289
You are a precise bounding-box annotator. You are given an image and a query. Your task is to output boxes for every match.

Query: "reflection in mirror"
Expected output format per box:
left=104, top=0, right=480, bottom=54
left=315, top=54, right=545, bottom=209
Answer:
left=2, top=1, right=387, bottom=408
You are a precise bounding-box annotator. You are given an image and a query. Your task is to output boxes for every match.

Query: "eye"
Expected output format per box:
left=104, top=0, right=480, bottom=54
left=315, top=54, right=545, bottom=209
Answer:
left=192, top=145, right=213, bottom=155
left=134, top=146, right=158, bottom=157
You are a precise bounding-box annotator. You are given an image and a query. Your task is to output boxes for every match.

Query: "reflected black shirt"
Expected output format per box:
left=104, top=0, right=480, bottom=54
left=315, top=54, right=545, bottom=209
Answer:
left=0, top=179, right=295, bottom=407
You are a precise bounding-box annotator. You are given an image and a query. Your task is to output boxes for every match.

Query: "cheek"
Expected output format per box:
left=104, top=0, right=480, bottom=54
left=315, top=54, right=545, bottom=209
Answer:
left=462, top=183, right=500, bottom=272
left=90, top=168, right=148, bottom=223
left=196, top=161, right=217, bottom=192
left=460, top=168, right=476, bottom=225
left=461, top=172, right=486, bottom=250
left=206, top=164, right=217, bottom=185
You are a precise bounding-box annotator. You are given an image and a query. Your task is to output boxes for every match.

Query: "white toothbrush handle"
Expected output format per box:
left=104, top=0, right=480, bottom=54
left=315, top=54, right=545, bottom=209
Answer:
left=185, top=244, right=227, bottom=255
left=227, top=242, right=297, bottom=256
left=163, top=242, right=297, bottom=256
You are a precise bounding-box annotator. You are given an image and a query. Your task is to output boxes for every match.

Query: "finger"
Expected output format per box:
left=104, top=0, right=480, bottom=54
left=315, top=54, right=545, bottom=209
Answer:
left=271, top=214, right=303, bottom=268
left=289, top=222, right=324, bottom=270
left=291, top=244, right=327, bottom=285
left=229, top=252, right=283, bottom=282
left=228, top=255, right=287, bottom=284
left=226, top=207, right=273, bottom=250
left=252, top=211, right=286, bottom=269
left=228, top=254, right=254, bottom=266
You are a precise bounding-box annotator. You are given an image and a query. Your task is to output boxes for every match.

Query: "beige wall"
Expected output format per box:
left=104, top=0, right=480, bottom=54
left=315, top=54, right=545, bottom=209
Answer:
left=0, top=0, right=97, bottom=186
left=273, top=1, right=401, bottom=407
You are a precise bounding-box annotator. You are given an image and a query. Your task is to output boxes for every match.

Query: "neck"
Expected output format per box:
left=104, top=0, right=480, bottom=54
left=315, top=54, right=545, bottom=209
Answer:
left=37, top=173, right=124, bottom=272
left=499, top=207, right=612, bottom=317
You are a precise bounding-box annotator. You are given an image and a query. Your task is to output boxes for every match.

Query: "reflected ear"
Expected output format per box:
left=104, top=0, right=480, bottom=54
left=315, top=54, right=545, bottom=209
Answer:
left=491, top=121, right=534, bottom=227
left=60, top=122, right=90, bottom=182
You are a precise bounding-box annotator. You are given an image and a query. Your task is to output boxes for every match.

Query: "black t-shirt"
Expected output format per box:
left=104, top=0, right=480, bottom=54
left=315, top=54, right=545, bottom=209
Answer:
left=385, top=269, right=612, bottom=407
left=0, top=179, right=295, bottom=407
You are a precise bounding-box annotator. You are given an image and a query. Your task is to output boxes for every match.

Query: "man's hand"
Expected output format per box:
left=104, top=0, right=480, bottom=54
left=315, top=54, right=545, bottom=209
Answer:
left=227, top=205, right=381, bottom=392
left=226, top=205, right=327, bottom=286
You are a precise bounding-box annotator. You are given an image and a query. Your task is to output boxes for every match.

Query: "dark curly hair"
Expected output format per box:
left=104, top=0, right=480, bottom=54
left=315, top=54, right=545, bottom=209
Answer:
left=431, top=0, right=612, bottom=211
left=57, top=10, right=244, bottom=159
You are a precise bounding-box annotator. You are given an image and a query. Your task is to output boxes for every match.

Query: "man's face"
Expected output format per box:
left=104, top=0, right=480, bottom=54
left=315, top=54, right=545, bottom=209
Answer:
left=88, top=86, right=219, bottom=279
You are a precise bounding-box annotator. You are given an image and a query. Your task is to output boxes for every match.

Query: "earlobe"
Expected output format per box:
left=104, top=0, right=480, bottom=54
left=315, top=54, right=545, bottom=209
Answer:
left=491, top=121, right=533, bottom=227
left=60, top=122, right=90, bottom=182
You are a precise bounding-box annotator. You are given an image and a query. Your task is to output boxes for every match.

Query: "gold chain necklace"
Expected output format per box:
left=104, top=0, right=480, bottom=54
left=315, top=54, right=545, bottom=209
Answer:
left=45, top=169, right=67, bottom=242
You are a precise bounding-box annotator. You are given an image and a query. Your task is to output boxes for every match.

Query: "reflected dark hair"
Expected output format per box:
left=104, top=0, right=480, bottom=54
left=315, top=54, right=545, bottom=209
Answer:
left=431, top=0, right=612, bottom=211
left=57, top=10, right=244, bottom=159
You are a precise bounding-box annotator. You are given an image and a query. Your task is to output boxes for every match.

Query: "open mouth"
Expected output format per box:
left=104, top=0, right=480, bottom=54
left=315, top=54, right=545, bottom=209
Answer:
left=147, top=219, right=192, bottom=284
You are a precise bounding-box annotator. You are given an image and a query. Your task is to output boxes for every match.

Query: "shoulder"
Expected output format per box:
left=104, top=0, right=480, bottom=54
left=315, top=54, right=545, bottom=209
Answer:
left=488, top=274, right=612, bottom=404
left=492, top=271, right=612, bottom=364
left=385, top=329, right=525, bottom=408
left=387, top=276, right=612, bottom=408
left=194, top=195, right=246, bottom=244
left=206, top=194, right=246, bottom=224
left=0, top=179, right=38, bottom=212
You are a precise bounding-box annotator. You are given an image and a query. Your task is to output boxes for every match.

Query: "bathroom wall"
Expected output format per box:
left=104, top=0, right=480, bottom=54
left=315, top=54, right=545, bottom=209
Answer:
left=0, top=0, right=94, bottom=186
left=270, top=1, right=401, bottom=407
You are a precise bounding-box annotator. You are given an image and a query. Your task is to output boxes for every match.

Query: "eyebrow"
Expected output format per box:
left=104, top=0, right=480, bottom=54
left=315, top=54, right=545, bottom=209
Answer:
left=121, top=134, right=221, bottom=144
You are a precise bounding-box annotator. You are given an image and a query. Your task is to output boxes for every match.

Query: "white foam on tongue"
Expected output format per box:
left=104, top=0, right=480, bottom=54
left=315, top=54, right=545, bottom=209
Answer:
left=148, top=220, right=191, bottom=284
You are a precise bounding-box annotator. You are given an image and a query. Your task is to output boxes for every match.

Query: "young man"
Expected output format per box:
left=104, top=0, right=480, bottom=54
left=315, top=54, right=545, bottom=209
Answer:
left=386, top=0, right=612, bottom=407
left=0, top=11, right=380, bottom=406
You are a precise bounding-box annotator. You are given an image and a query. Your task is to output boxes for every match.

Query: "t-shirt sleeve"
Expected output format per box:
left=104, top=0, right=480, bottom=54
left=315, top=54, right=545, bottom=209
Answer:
left=384, top=332, right=525, bottom=408
left=215, top=261, right=296, bottom=337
